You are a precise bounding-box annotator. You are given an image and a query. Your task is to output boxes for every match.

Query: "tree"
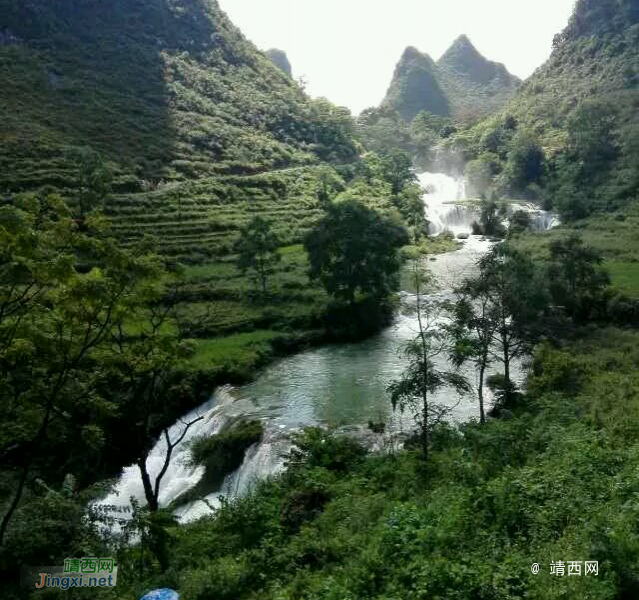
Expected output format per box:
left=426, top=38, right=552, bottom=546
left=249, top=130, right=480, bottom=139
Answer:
left=508, top=210, right=532, bottom=234
left=448, top=280, right=498, bottom=424
left=504, top=131, right=545, bottom=192
left=103, top=281, right=200, bottom=517
left=478, top=196, right=506, bottom=237
left=305, top=200, right=409, bottom=308
left=75, top=149, right=112, bottom=222
left=388, top=261, right=470, bottom=458
left=566, top=100, right=618, bottom=187
left=234, top=216, right=281, bottom=297
left=0, top=195, right=161, bottom=546
left=465, top=244, right=547, bottom=407
left=547, top=234, right=610, bottom=323
left=379, top=148, right=415, bottom=196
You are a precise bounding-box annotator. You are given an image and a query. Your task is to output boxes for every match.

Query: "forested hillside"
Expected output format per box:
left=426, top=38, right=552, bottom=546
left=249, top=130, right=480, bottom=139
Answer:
left=0, top=0, right=355, bottom=193
left=448, top=0, right=639, bottom=215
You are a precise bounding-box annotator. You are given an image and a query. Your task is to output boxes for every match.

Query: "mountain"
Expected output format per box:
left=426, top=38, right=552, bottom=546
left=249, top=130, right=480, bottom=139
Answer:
left=266, top=48, right=292, bottom=77
left=481, top=0, right=639, bottom=215
left=381, top=37, right=519, bottom=123
left=0, top=0, right=357, bottom=260
left=502, top=0, right=639, bottom=149
left=382, top=46, right=449, bottom=121
left=437, top=35, right=521, bottom=121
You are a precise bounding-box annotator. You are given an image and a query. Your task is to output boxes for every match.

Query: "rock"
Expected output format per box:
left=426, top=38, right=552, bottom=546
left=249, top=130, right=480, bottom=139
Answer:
left=457, top=232, right=470, bottom=240
left=266, top=48, right=292, bottom=77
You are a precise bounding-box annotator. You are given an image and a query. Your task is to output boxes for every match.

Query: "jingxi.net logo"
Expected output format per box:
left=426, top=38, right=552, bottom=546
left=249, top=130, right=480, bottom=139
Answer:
left=22, top=558, right=117, bottom=590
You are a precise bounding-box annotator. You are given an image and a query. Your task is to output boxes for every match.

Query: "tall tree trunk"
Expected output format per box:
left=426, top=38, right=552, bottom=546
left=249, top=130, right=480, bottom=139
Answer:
left=478, top=361, right=486, bottom=425
left=503, top=343, right=511, bottom=406
left=0, top=461, right=30, bottom=545
left=415, top=264, right=429, bottom=461
left=138, top=458, right=159, bottom=512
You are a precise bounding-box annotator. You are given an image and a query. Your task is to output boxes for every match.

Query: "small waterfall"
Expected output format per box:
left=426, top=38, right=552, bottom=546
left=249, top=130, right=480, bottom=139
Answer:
left=418, top=172, right=479, bottom=236
left=93, top=388, right=239, bottom=520
left=508, top=202, right=560, bottom=232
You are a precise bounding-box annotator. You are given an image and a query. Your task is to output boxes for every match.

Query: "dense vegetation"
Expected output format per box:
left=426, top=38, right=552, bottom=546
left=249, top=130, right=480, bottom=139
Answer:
left=442, top=0, right=639, bottom=216
left=2, top=0, right=639, bottom=599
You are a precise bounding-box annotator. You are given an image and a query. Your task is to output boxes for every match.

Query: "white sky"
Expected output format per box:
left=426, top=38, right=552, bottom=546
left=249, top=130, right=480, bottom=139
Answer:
left=219, top=0, right=577, bottom=115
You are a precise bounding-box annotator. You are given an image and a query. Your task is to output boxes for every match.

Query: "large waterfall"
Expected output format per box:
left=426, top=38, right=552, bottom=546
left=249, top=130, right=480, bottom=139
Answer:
left=419, top=172, right=559, bottom=235
left=419, top=172, right=480, bottom=236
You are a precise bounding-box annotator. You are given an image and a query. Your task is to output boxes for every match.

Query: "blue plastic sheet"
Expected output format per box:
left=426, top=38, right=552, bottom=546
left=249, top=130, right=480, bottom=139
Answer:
left=139, top=589, right=179, bottom=600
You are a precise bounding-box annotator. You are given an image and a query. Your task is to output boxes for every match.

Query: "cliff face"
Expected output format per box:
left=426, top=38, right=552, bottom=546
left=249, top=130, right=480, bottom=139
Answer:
left=382, top=37, right=520, bottom=123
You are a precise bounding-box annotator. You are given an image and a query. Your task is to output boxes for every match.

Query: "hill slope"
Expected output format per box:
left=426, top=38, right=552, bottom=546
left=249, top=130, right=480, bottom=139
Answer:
left=502, top=0, right=639, bottom=150
left=0, top=0, right=356, bottom=195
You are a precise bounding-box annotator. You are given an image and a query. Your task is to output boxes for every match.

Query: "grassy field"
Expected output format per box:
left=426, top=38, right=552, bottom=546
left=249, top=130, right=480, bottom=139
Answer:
left=513, top=203, right=639, bottom=297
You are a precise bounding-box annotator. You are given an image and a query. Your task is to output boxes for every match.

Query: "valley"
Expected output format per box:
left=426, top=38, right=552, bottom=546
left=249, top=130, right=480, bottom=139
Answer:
left=1, top=1, right=639, bottom=599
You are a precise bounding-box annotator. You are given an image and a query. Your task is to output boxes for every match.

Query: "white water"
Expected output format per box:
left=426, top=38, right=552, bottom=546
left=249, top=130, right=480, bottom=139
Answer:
left=420, top=172, right=478, bottom=236
left=419, top=172, right=559, bottom=236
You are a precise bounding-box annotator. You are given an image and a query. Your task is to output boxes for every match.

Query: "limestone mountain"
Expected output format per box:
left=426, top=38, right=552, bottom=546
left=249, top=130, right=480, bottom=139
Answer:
left=381, top=37, right=519, bottom=123
left=436, top=35, right=520, bottom=121
left=382, top=46, right=449, bottom=121
left=266, top=48, right=292, bottom=77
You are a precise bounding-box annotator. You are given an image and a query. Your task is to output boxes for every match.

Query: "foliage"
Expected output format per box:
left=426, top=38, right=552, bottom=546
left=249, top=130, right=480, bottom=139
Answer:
left=304, top=199, right=409, bottom=307
left=546, top=233, right=611, bottom=323
left=234, top=216, right=281, bottom=297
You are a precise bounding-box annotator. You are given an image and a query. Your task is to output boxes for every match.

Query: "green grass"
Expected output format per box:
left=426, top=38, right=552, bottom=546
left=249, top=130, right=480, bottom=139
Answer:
left=189, top=331, right=282, bottom=371
left=512, top=204, right=639, bottom=297
left=606, top=260, right=639, bottom=296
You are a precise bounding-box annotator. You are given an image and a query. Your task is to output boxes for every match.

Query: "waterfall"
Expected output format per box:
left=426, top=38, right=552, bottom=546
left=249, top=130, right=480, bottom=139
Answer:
left=94, top=387, right=240, bottom=521
left=508, top=202, right=560, bottom=231
left=418, top=172, right=559, bottom=236
left=419, top=172, right=479, bottom=236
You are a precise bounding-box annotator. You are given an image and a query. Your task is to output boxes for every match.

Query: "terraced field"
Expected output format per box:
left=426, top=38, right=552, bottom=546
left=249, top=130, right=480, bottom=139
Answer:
left=105, top=167, right=328, bottom=261
left=101, top=165, right=340, bottom=377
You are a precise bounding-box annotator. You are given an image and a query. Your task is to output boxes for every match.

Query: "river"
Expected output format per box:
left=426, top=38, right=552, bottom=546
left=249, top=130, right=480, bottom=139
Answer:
left=98, top=173, right=555, bottom=524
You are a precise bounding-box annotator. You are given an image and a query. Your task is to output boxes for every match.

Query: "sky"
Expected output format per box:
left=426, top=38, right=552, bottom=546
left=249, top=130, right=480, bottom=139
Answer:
left=219, top=0, right=577, bottom=115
